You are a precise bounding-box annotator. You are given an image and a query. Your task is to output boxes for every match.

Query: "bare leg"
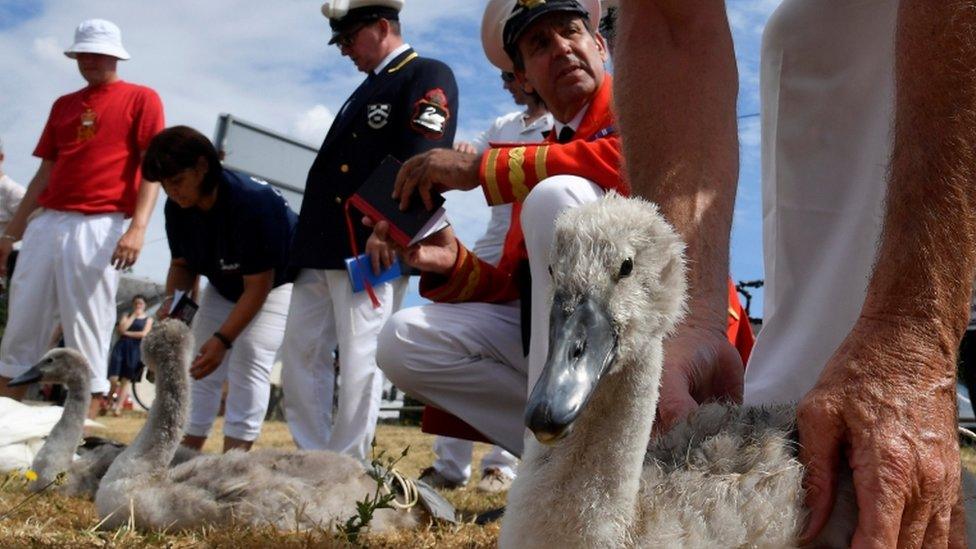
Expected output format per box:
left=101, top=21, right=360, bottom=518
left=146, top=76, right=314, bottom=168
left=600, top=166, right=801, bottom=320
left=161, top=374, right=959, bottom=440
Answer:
left=113, top=379, right=130, bottom=415
left=223, top=436, right=254, bottom=453
left=108, top=376, right=120, bottom=415
left=181, top=434, right=207, bottom=451
left=87, top=394, right=105, bottom=420
left=0, top=376, right=28, bottom=400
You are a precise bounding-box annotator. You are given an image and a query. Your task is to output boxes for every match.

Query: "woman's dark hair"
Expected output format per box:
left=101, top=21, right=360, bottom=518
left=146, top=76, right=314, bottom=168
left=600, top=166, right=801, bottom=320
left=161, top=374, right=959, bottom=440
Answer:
left=132, top=294, right=147, bottom=304
left=142, top=126, right=222, bottom=194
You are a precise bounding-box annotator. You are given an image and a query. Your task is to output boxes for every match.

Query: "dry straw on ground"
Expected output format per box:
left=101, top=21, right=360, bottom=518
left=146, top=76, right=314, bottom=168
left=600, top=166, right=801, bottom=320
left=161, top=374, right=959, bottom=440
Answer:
left=5, top=413, right=976, bottom=547
left=0, top=416, right=503, bottom=547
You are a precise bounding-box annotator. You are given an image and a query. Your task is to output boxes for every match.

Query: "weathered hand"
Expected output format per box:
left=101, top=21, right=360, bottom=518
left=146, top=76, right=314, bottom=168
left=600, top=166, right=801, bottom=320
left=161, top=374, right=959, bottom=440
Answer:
left=367, top=218, right=458, bottom=275
left=400, top=225, right=458, bottom=275
left=393, top=148, right=481, bottom=211
left=454, top=141, right=478, bottom=155
left=798, top=316, right=962, bottom=548
left=190, top=337, right=228, bottom=380
left=365, top=221, right=398, bottom=275
left=655, top=323, right=743, bottom=435
left=112, top=226, right=146, bottom=270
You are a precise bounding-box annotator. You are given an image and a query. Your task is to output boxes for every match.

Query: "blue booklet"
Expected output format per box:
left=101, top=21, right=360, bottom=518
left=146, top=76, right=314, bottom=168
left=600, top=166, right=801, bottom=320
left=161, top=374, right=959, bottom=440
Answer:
left=345, top=253, right=403, bottom=293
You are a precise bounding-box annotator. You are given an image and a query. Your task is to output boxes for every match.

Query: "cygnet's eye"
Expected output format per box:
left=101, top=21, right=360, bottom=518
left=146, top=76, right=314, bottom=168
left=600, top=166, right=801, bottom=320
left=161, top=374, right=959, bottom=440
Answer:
left=45, top=357, right=54, bottom=364
left=619, top=258, right=634, bottom=278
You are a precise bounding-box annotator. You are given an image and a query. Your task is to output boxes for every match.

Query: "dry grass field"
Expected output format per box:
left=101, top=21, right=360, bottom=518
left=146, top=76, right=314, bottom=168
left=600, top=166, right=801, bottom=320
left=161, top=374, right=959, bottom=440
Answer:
left=4, top=412, right=976, bottom=547
left=0, top=414, right=503, bottom=547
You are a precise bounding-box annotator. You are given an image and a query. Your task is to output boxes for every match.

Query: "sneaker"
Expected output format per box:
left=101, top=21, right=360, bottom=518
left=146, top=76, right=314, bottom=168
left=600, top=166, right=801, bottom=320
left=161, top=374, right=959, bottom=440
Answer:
left=476, top=467, right=514, bottom=493
left=418, top=466, right=465, bottom=490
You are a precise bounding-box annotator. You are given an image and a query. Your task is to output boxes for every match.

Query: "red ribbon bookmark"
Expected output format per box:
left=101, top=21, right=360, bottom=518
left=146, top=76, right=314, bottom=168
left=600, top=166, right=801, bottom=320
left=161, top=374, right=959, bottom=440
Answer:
left=344, top=201, right=381, bottom=309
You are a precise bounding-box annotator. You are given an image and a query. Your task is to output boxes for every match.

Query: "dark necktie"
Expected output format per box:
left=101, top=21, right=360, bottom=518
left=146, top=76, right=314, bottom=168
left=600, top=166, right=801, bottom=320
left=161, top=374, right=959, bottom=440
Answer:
left=557, top=126, right=575, bottom=143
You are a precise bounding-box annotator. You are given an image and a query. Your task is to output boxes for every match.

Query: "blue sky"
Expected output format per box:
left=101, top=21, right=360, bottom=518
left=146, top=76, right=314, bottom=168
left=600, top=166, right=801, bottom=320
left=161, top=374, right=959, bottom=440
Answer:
left=0, top=0, right=780, bottom=315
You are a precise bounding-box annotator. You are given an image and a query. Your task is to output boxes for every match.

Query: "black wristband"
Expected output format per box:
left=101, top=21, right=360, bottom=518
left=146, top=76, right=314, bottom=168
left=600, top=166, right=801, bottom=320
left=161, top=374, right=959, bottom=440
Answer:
left=213, top=331, right=233, bottom=349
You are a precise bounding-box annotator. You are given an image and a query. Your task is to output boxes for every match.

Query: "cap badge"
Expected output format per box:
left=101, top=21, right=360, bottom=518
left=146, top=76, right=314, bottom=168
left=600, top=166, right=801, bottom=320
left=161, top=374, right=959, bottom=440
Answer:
left=517, top=0, right=547, bottom=8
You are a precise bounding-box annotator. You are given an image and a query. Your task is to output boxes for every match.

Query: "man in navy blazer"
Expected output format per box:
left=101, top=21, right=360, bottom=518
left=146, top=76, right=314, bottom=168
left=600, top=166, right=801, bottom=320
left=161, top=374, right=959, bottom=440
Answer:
left=281, top=0, right=458, bottom=460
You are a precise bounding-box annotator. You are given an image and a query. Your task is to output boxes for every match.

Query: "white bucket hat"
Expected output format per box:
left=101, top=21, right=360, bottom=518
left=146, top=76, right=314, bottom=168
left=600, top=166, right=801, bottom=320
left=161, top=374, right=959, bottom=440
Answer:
left=64, top=19, right=131, bottom=61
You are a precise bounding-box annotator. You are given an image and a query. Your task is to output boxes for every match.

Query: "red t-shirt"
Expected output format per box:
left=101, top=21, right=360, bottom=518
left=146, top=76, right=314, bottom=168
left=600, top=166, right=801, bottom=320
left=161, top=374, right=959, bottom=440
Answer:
left=33, top=80, right=164, bottom=217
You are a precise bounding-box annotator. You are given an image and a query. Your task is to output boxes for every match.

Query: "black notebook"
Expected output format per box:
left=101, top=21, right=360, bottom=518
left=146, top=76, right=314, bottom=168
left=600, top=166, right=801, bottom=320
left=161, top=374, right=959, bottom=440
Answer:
left=348, top=155, right=450, bottom=247
left=168, top=290, right=198, bottom=326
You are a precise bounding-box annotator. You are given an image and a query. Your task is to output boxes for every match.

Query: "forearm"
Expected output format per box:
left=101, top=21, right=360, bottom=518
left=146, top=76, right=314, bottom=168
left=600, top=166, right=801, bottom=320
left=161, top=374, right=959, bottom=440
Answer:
left=165, top=259, right=198, bottom=295
left=125, top=319, right=152, bottom=339
left=128, top=179, right=159, bottom=232
left=217, top=272, right=274, bottom=342
left=4, top=161, right=53, bottom=239
left=614, top=0, right=738, bottom=331
left=861, top=0, right=976, bottom=360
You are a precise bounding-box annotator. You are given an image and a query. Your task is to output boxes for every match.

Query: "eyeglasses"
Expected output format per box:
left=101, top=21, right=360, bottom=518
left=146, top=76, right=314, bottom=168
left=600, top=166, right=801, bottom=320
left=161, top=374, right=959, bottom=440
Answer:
left=334, top=23, right=369, bottom=49
left=501, top=72, right=516, bottom=83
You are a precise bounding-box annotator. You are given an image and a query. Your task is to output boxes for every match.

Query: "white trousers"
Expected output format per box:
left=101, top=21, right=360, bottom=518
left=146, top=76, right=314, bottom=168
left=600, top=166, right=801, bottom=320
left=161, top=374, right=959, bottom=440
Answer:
left=185, top=284, right=291, bottom=441
left=0, top=210, right=124, bottom=394
left=379, top=175, right=604, bottom=455
left=280, top=269, right=407, bottom=460
left=433, top=436, right=518, bottom=483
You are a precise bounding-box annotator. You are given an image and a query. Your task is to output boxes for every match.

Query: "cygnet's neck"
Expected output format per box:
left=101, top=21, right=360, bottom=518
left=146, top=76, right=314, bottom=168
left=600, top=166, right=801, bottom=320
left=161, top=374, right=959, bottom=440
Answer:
left=513, top=339, right=664, bottom=547
left=103, top=358, right=188, bottom=484
left=31, top=374, right=91, bottom=490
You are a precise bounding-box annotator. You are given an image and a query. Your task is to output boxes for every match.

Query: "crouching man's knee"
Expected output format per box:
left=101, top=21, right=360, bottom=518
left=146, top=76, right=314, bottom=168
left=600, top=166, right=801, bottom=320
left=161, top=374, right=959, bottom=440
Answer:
left=522, top=175, right=604, bottom=259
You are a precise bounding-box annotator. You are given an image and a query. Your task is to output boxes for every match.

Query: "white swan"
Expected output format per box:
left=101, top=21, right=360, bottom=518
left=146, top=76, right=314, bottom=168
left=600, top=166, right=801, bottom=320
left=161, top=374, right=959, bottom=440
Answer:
left=499, top=193, right=976, bottom=548
left=0, top=398, right=84, bottom=474
left=96, top=319, right=423, bottom=532
left=5, top=348, right=198, bottom=499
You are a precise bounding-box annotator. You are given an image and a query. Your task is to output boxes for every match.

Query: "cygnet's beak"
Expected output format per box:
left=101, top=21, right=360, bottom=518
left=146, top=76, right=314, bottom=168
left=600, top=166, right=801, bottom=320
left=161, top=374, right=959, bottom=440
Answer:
left=525, top=292, right=617, bottom=444
left=7, top=361, right=46, bottom=387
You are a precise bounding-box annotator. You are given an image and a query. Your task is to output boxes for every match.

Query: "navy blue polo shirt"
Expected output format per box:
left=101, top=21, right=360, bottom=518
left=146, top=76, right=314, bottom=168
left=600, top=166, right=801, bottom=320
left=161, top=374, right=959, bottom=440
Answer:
left=165, top=169, right=298, bottom=302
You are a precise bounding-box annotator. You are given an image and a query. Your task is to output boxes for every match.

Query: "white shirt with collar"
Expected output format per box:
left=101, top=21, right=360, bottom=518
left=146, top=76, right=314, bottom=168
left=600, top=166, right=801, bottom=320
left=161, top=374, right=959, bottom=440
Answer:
left=374, top=43, right=411, bottom=75
left=337, top=43, right=413, bottom=119
left=552, top=104, right=588, bottom=141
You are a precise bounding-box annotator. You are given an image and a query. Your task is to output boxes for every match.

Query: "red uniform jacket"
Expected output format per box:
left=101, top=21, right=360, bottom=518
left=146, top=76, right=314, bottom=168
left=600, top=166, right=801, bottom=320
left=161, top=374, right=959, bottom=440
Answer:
left=419, top=76, right=753, bottom=362
left=420, top=77, right=623, bottom=303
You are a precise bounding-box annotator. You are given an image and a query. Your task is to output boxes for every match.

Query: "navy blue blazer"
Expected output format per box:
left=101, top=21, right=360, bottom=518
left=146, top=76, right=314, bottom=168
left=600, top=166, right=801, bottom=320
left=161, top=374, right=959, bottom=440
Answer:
left=290, top=47, right=459, bottom=269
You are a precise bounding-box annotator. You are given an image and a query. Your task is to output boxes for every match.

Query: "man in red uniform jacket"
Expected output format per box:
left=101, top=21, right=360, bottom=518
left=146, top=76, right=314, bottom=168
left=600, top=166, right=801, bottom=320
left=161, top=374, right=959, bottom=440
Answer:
left=372, top=0, right=748, bottom=454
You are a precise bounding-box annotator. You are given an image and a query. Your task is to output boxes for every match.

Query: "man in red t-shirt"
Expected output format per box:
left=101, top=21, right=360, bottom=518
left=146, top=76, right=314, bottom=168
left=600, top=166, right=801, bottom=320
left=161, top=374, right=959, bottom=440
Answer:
left=0, top=19, right=163, bottom=417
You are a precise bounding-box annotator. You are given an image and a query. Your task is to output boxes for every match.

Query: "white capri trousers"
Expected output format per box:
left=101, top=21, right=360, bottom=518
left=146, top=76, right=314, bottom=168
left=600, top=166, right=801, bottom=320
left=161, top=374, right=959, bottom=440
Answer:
left=184, top=283, right=292, bottom=442
left=280, top=269, right=407, bottom=460
left=0, top=210, right=124, bottom=395
left=378, top=175, right=604, bottom=455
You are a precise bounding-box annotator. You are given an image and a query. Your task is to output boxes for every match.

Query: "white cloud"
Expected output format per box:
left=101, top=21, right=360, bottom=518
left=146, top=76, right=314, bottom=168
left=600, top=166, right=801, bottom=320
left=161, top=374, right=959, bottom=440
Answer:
left=0, top=1, right=781, bottom=310
left=30, top=35, right=61, bottom=62
left=292, top=104, right=334, bottom=146
left=0, top=1, right=499, bottom=297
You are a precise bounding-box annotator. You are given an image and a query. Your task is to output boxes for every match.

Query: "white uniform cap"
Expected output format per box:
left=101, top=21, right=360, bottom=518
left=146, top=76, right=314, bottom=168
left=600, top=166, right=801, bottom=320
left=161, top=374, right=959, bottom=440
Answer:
left=481, top=0, right=600, bottom=73
left=64, top=19, right=130, bottom=61
left=321, top=0, right=404, bottom=20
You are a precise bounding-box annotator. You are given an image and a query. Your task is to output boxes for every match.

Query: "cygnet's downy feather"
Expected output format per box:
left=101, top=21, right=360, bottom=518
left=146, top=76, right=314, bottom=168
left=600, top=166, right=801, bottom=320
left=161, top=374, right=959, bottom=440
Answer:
left=500, top=193, right=976, bottom=548
left=96, top=319, right=422, bottom=532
